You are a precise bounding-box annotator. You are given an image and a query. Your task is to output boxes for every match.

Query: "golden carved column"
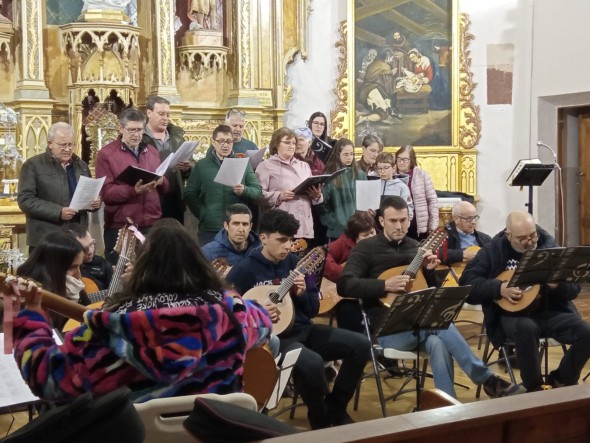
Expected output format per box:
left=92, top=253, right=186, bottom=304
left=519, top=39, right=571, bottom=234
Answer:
left=14, top=0, right=50, bottom=100
left=150, top=0, right=180, bottom=102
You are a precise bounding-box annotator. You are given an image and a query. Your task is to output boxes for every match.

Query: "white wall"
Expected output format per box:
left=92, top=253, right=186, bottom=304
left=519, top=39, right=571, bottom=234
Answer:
left=286, top=0, right=590, bottom=238
left=283, top=0, right=346, bottom=129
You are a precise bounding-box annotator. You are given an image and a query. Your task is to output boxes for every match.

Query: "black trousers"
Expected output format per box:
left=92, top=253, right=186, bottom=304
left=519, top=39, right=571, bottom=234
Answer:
left=279, top=323, right=370, bottom=429
left=500, top=310, right=590, bottom=390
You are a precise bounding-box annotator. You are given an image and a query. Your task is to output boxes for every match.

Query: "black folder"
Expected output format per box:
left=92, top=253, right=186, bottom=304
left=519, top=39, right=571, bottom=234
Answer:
left=292, top=168, right=347, bottom=195
left=116, top=165, right=161, bottom=186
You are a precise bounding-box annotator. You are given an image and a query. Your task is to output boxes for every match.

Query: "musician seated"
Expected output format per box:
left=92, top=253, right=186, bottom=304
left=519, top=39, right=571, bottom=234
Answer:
left=201, top=203, right=261, bottom=269
left=11, top=223, right=272, bottom=403
left=324, top=210, right=376, bottom=331
left=337, top=196, right=524, bottom=399
left=439, top=201, right=491, bottom=266
left=64, top=223, right=113, bottom=291
left=17, top=231, right=90, bottom=331
left=226, top=209, right=371, bottom=429
left=460, top=211, right=590, bottom=392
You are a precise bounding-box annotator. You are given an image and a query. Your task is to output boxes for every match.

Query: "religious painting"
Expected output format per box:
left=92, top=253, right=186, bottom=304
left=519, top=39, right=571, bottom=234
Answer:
left=350, top=0, right=458, bottom=148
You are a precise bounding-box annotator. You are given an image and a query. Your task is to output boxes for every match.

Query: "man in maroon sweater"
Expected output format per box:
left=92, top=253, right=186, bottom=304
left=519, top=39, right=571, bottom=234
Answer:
left=96, top=107, right=169, bottom=264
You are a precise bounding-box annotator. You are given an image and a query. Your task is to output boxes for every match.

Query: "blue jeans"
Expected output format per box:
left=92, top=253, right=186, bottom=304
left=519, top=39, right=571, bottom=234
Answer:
left=377, top=323, right=492, bottom=397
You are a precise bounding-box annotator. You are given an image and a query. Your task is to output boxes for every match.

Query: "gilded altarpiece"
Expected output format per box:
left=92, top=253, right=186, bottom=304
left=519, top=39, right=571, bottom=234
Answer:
left=332, top=0, right=480, bottom=196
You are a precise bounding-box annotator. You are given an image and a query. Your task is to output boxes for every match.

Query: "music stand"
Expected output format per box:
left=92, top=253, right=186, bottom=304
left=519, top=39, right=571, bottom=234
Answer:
left=374, top=285, right=471, bottom=411
left=509, top=163, right=555, bottom=214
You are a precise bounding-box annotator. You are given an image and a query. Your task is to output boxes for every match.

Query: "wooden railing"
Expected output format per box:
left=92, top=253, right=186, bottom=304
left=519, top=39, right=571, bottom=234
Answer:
left=264, top=384, right=590, bottom=442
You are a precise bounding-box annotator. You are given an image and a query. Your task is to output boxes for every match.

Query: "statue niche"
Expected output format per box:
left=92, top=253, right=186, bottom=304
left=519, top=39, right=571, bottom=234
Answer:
left=176, top=0, right=227, bottom=104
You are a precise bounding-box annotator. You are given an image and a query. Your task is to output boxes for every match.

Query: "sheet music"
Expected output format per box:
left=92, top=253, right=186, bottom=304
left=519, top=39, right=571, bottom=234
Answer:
left=246, top=147, right=267, bottom=170
left=0, top=330, right=62, bottom=408
left=356, top=180, right=381, bottom=211
left=213, top=157, right=250, bottom=187
left=69, top=176, right=105, bottom=211
left=155, top=141, right=199, bottom=176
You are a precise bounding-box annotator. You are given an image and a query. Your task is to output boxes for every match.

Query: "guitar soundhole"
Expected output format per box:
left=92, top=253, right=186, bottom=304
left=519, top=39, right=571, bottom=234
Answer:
left=269, top=292, right=281, bottom=304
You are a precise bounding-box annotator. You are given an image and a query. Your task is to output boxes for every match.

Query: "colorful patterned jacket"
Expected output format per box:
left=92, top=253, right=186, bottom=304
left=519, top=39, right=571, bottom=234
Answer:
left=13, top=290, right=272, bottom=403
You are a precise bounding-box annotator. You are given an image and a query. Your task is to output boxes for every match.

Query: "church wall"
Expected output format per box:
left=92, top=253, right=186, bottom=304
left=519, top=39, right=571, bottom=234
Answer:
left=287, top=0, right=589, bottom=236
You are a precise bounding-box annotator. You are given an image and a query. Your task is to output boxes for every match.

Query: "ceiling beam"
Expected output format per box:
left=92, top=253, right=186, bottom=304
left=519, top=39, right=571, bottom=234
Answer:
left=415, top=1, right=448, bottom=21
left=355, top=0, right=413, bottom=21
left=355, top=26, right=386, bottom=47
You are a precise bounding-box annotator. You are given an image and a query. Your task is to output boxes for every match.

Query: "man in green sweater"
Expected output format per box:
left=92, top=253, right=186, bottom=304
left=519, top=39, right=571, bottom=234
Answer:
left=185, top=124, right=262, bottom=245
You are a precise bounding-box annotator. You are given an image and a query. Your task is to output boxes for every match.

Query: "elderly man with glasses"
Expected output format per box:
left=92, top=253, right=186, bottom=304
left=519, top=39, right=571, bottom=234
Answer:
left=438, top=200, right=491, bottom=267
left=225, top=108, right=258, bottom=154
left=461, top=210, right=590, bottom=392
left=18, top=122, right=101, bottom=252
left=96, top=107, right=169, bottom=264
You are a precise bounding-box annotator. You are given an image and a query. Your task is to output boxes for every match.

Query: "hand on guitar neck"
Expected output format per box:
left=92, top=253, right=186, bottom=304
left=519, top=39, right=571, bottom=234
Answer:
left=289, top=271, right=306, bottom=297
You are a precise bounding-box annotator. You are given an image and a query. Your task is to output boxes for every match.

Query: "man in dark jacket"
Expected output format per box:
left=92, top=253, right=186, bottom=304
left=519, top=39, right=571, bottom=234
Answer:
left=440, top=201, right=492, bottom=266
left=201, top=203, right=261, bottom=269
left=460, top=211, right=590, bottom=392
left=18, top=122, right=101, bottom=251
left=142, top=96, right=190, bottom=224
left=226, top=209, right=370, bottom=430
left=337, top=196, right=523, bottom=399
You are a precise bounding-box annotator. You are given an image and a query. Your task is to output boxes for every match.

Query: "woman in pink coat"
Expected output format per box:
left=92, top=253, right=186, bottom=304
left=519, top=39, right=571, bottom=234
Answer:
left=255, top=127, right=323, bottom=240
left=395, top=145, right=439, bottom=240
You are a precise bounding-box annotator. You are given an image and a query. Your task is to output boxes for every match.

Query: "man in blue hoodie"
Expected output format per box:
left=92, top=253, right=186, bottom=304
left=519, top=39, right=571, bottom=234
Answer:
left=201, top=203, right=261, bottom=271
left=226, top=209, right=370, bottom=430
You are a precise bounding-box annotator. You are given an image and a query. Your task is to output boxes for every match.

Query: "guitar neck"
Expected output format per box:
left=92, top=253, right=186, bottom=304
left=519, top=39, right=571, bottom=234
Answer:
left=0, top=273, right=87, bottom=322
left=405, top=250, right=425, bottom=278
left=88, top=289, right=108, bottom=304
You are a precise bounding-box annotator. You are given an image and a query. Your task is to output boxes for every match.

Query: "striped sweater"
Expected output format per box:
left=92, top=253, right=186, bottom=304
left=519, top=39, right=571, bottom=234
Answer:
left=13, top=290, right=272, bottom=403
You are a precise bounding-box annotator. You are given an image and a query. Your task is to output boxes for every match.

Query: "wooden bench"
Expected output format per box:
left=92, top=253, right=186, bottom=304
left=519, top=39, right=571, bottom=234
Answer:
left=263, top=384, right=590, bottom=442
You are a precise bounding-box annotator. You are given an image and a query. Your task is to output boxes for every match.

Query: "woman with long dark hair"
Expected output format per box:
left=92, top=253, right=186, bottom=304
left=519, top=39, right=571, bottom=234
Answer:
left=11, top=223, right=272, bottom=402
left=319, top=138, right=367, bottom=241
left=307, top=111, right=336, bottom=164
left=17, top=231, right=88, bottom=330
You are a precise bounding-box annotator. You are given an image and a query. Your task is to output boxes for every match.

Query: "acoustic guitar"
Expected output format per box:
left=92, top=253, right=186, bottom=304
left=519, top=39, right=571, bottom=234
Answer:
left=441, top=245, right=481, bottom=287
left=377, top=230, right=447, bottom=308
left=318, top=261, right=355, bottom=315
left=242, top=345, right=278, bottom=409
left=242, top=246, right=325, bottom=336
left=63, top=220, right=138, bottom=332
left=495, top=269, right=540, bottom=312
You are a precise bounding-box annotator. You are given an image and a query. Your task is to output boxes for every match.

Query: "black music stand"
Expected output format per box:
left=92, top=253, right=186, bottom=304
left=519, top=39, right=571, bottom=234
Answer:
left=508, top=163, right=555, bottom=215
left=374, top=285, right=472, bottom=411
left=507, top=246, right=590, bottom=288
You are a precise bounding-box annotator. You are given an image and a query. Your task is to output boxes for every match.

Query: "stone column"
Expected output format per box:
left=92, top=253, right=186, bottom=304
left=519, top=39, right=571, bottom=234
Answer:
left=150, top=0, right=180, bottom=102
left=14, top=0, right=50, bottom=100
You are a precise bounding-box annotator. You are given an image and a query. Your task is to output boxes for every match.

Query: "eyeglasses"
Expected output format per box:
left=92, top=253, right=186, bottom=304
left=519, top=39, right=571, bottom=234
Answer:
left=341, top=152, right=355, bottom=158
left=311, top=121, right=326, bottom=127
left=51, top=141, right=75, bottom=151
left=83, top=240, right=96, bottom=253
left=511, top=232, right=538, bottom=243
left=457, top=215, right=480, bottom=223
left=396, top=157, right=411, bottom=163
left=281, top=140, right=297, bottom=146
left=226, top=109, right=246, bottom=119
left=376, top=165, right=392, bottom=171
left=214, top=139, right=233, bottom=146
left=124, top=127, right=144, bottom=134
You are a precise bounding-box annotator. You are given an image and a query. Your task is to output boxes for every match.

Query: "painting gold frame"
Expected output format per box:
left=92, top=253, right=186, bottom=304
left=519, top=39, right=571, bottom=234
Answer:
left=331, top=0, right=480, bottom=195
